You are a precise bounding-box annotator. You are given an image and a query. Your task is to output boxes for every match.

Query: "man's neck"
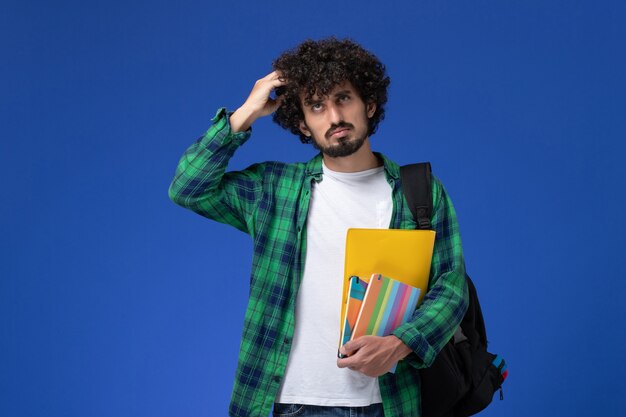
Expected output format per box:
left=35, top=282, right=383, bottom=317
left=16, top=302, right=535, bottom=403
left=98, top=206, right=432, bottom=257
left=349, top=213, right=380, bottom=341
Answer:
left=322, top=138, right=381, bottom=173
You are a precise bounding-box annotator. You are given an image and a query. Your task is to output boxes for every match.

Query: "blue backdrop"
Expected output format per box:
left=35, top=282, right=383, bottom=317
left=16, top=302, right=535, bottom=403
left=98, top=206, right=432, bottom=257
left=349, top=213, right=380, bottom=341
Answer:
left=2, top=1, right=625, bottom=416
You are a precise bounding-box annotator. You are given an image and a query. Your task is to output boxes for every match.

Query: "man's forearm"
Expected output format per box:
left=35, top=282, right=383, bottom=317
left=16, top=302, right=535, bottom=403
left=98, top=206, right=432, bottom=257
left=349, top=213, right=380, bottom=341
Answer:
left=230, top=106, right=257, bottom=133
left=168, top=108, right=260, bottom=233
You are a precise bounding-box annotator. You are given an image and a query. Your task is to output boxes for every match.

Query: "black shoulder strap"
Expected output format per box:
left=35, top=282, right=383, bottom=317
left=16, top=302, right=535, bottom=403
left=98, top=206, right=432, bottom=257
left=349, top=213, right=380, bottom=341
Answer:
left=401, top=163, right=490, bottom=348
left=400, top=162, right=433, bottom=230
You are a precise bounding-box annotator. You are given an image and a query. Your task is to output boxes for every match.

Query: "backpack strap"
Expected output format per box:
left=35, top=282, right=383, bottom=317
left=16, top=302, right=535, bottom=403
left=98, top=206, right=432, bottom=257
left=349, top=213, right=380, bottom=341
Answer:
left=400, top=162, right=433, bottom=230
left=401, top=163, right=484, bottom=342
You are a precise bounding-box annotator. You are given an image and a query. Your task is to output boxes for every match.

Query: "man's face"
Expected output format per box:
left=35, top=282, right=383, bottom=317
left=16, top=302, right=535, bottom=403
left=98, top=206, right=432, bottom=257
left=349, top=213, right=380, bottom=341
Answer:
left=298, top=81, right=376, bottom=158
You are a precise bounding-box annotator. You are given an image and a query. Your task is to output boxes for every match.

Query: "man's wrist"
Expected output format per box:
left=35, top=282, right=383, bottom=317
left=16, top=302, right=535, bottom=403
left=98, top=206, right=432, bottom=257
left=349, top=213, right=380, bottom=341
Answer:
left=230, top=105, right=257, bottom=133
left=390, top=335, right=412, bottom=361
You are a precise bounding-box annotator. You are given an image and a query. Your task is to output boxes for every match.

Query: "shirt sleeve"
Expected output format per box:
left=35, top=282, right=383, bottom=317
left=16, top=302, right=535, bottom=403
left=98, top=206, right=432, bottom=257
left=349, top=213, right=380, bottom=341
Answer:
left=168, top=108, right=264, bottom=235
left=392, top=177, right=469, bottom=368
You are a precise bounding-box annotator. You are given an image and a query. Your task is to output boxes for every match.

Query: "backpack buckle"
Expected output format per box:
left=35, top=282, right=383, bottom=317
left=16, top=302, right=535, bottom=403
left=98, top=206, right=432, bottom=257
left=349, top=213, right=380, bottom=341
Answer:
left=415, top=206, right=431, bottom=229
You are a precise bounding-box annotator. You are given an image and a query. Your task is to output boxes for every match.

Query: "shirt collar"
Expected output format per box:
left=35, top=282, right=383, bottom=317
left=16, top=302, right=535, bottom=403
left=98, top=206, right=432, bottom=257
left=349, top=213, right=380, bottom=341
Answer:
left=304, top=152, right=401, bottom=181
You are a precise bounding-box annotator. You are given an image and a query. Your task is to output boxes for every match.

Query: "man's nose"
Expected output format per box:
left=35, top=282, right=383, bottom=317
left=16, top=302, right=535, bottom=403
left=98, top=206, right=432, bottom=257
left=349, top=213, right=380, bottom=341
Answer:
left=327, top=103, right=343, bottom=124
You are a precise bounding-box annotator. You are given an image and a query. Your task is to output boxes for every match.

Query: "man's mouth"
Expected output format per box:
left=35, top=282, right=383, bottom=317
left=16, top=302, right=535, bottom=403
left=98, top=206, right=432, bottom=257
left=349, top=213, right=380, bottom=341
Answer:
left=328, top=127, right=351, bottom=139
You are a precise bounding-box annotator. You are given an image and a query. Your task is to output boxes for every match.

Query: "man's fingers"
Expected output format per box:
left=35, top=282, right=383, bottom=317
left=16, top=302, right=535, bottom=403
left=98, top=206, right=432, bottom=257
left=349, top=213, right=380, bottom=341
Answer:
left=340, top=337, right=366, bottom=357
left=268, top=77, right=287, bottom=89
left=266, top=70, right=285, bottom=80
left=262, top=71, right=286, bottom=86
left=339, top=344, right=353, bottom=357
left=264, top=96, right=284, bottom=114
left=337, top=355, right=356, bottom=369
left=341, top=343, right=355, bottom=356
left=255, top=74, right=286, bottom=103
left=264, top=70, right=280, bottom=79
left=338, top=340, right=364, bottom=368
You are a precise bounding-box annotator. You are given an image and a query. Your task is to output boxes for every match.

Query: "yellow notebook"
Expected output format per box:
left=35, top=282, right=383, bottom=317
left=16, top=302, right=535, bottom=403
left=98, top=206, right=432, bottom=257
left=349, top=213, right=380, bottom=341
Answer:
left=339, top=228, right=436, bottom=337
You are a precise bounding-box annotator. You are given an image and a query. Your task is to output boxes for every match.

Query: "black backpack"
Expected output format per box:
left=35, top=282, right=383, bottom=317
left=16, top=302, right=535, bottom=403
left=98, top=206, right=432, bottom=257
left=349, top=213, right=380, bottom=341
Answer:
left=400, top=162, right=508, bottom=417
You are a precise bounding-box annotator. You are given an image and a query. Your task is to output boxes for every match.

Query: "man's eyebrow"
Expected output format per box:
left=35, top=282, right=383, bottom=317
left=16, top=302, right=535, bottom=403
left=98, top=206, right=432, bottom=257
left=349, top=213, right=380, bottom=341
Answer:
left=333, top=90, right=352, bottom=97
left=303, top=97, right=322, bottom=106
left=303, top=90, right=351, bottom=106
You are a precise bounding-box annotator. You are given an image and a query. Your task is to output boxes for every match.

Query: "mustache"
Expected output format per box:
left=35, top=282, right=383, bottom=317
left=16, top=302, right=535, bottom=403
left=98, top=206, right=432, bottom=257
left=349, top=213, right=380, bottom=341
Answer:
left=325, top=122, right=354, bottom=139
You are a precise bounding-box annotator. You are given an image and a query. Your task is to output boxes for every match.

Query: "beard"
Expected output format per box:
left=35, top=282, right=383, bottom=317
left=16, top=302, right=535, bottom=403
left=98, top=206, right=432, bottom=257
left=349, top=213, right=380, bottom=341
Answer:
left=309, top=122, right=368, bottom=158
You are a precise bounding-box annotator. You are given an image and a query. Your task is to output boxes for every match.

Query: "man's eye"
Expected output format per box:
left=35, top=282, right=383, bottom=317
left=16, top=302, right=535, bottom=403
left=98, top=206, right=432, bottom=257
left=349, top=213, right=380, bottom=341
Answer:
left=311, top=103, right=323, bottom=111
left=339, top=95, right=350, bottom=102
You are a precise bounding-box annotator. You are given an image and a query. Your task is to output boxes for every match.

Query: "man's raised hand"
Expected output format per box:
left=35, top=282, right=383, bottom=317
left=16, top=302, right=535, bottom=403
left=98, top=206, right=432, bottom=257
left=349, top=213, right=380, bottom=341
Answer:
left=230, top=71, right=286, bottom=133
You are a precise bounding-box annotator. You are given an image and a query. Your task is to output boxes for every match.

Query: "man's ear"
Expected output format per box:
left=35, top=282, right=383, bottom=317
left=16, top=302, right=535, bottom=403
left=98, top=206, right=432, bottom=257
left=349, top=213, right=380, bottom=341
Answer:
left=299, top=120, right=311, bottom=137
left=367, top=102, right=377, bottom=118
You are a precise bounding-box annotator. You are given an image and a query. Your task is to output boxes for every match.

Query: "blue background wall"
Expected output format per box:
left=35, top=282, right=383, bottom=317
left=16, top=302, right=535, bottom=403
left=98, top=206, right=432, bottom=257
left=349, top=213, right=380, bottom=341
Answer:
left=2, top=1, right=625, bottom=416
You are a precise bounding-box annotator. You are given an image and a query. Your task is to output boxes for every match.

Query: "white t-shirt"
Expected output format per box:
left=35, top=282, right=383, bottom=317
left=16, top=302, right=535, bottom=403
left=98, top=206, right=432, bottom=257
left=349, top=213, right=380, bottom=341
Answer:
left=275, top=161, right=393, bottom=406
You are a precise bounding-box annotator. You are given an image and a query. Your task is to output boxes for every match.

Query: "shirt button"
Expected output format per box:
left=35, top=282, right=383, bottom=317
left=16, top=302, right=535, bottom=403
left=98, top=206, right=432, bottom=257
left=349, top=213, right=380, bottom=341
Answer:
left=284, top=337, right=291, bottom=345
left=273, top=375, right=281, bottom=383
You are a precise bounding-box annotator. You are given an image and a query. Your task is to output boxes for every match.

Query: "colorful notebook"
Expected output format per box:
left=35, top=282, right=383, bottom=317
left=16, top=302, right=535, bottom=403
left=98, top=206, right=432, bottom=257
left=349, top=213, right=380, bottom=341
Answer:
left=351, top=274, right=422, bottom=341
left=339, top=228, right=436, bottom=337
left=338, top=273, right=422, bottom=373
left=339, top=276, right=369, bottom=347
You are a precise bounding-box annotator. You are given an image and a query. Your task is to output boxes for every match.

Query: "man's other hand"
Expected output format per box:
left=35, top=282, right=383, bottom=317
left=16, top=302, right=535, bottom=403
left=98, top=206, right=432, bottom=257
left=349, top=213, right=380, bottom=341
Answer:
left=230, top=71, right=286, bottom=132
left=337, top=335, right=412, bottom=378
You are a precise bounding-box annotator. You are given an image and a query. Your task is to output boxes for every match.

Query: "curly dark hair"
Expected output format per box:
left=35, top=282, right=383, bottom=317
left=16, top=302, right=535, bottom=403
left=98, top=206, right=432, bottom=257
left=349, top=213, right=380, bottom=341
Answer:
left=272, top=37, right=391, bottom=144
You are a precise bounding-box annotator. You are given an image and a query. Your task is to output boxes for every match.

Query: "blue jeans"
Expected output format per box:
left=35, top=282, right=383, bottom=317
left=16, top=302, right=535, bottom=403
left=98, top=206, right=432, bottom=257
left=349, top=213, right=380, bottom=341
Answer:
left=272, top=403, right=385, bottom=417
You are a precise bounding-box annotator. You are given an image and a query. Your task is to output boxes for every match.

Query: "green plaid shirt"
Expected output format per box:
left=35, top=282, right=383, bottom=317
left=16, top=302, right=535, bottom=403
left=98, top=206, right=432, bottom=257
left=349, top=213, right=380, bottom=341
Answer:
left=169, top=108, right=468, bottom=417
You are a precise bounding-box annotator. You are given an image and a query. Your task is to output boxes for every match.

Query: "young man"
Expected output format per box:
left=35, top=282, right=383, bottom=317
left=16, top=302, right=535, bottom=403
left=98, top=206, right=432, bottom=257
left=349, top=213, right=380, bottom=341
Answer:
left=169, top=38, right=468, bottom=417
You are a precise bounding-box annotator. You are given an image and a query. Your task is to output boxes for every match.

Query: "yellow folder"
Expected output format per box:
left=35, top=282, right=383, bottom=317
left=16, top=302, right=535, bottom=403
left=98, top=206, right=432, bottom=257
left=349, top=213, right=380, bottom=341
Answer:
left=339, top=228, right=436, bottom=336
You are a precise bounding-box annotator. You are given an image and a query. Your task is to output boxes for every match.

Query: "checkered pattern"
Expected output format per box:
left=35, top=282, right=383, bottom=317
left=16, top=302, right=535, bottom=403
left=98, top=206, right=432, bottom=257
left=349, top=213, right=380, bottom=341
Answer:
left=169, top=108, right=469, bottom=417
